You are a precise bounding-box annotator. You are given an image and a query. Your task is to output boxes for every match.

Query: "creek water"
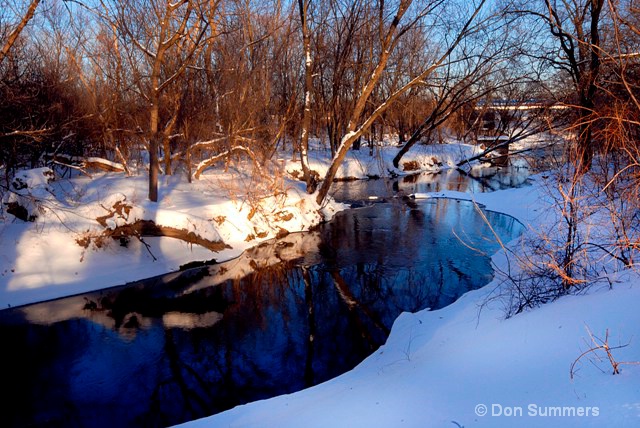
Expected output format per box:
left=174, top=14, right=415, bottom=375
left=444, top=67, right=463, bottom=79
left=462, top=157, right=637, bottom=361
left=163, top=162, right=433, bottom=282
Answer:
left=0, top=169, right=528, bottom=428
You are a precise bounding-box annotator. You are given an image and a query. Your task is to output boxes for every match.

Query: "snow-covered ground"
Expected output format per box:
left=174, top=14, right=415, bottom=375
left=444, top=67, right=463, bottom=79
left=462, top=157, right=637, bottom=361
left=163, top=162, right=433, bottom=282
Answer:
left=285, top=139, right=483, bottom=180
left=1, top=140, right=638, bottom=427
left=0, top=164, right=345, bottom=308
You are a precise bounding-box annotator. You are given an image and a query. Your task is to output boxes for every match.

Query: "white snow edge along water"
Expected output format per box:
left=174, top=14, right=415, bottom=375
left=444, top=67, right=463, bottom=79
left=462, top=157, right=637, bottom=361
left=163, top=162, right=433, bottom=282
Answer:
left=0, top=165, right=345, bottom=308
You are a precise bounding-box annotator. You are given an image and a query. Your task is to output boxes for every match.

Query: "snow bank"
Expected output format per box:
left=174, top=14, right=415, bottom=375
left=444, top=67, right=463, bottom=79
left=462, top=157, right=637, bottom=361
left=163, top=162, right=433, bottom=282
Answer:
left=286, top=142, right=482, bottom=180
left=1, top=167, right=55, bottom=221
left=176, top=176, right=640, bottom=428
left=0, top=170, right=345, bottom=308
left=181, top=279, right=640, bottom=428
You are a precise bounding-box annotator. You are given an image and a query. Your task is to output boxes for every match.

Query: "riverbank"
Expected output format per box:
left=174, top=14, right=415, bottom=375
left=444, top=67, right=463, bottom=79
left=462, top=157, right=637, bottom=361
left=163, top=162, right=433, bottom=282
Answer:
left=0, top=141, right=499, bottom=309
left=176, top=175, right=640, bottom=427
left=0, top=169, right=348, bottom=309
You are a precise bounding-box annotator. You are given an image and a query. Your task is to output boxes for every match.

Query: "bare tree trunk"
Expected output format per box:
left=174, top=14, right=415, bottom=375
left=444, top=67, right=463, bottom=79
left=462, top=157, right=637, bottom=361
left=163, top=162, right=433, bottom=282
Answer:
left=137, top=0, right=202, bottom=201
left=0, top=0, right=41, bottom=65
left=574, top=0, right=603, bottom=172
left=540, top=0, right=604, bottom=172
left=298, top=0, right=317, bottom=193
left=149, top=98, right=160, bottom=202
left=393, top=115, right=437, bottom=168
left=315, top=1, right=414, bottom=204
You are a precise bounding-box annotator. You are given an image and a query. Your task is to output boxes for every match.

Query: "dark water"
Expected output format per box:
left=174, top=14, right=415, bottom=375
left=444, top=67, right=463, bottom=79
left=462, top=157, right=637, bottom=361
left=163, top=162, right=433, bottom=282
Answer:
left=0, top=171, right=525, bottom=428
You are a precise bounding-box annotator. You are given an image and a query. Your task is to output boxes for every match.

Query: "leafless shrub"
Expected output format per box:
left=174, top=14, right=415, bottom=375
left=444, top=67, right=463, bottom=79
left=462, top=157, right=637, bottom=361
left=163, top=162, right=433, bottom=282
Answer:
left=402, top=160, right=420, bottom=172
left=570, top=325, right=640, bottom=379
left=485, top=157, right=640, bottom=317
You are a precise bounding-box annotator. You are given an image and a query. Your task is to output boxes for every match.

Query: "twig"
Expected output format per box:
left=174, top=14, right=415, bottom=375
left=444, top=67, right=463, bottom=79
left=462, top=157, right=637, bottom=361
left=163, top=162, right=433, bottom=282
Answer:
left=570, top=325, right=638, bottom=379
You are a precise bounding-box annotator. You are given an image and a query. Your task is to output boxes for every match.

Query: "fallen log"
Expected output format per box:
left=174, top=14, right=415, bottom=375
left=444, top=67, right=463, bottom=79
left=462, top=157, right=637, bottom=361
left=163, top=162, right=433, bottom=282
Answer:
left=44, top=153, right=126, bottom=173
left=80, top=217, right=230, bottom=253
left=103, top=220, right=230, bottom=252
left=456, top=138, right=511, bottom=167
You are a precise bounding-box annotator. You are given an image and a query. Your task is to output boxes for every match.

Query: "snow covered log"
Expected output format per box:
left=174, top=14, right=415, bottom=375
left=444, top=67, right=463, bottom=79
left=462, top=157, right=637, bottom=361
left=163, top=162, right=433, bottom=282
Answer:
left=43, top=153, right=126, bottom=173
left=83, top=157, right=126, bottom=173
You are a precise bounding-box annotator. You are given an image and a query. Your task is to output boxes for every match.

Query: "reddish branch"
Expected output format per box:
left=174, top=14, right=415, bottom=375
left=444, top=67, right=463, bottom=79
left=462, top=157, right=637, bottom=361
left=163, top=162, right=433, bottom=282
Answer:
left=193, top=145, right=263, bottom=179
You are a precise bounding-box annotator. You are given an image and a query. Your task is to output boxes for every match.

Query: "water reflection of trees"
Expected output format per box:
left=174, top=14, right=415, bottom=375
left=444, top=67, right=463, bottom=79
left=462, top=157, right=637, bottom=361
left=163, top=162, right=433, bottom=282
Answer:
left=396, top=168, right=530, bottom=195
left=1, top=198, right=525, bottom=427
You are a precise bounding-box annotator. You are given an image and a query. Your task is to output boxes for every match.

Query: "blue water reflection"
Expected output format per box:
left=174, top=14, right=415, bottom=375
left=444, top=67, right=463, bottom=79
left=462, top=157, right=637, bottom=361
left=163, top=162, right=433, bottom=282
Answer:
left=1, top=195, right=523, bottom=428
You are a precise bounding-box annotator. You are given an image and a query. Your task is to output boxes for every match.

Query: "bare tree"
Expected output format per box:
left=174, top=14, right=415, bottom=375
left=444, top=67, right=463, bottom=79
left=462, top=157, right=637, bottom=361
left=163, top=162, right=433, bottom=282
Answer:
left=392, top=3, right=530, bottom=169
left=315, top=0, right=487, bottom=205
left=514, top=0, right=605, bottom=171
left=314, top=0, right=397, bottom=157
left=110, top=0, right=213, bottom=201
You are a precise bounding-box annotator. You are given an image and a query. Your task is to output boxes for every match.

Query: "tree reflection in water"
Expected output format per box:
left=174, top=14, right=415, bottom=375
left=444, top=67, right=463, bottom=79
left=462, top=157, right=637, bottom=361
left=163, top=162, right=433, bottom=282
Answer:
left=1, top=197, right=524, bottom=428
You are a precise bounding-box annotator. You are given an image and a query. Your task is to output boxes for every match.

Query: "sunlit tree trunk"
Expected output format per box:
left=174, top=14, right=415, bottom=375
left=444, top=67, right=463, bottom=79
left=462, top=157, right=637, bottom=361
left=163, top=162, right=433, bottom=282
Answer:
left=298, top=0, right=317, bottom=193
left=0, top=0, right=41, bottom=65
left=315, top=0, right=413, bottom=204
left=149, top=89, right=160, bottom=202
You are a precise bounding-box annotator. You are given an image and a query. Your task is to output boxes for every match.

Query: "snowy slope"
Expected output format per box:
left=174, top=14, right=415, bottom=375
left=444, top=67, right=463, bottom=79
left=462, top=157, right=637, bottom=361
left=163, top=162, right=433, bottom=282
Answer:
left=175, top=176, right=640, bottom=428
left=180, top=278, right=639, bottom=428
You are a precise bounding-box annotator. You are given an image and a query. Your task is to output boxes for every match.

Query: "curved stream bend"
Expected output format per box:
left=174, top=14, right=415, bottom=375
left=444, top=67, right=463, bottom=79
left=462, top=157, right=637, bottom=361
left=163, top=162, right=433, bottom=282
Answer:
left=1, top=173, right=526, bottom=428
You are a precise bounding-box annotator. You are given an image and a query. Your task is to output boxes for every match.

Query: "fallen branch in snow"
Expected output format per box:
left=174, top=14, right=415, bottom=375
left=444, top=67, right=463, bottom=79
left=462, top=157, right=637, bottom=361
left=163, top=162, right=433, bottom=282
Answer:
left=79, top=219, right=230, bottom=253
left=193, top=145, right=264, bottom=179
left=95, top=219, right=230, bottom=252
left=44, top=153, right=126, bottom=173
left=52, top=160, right=92, bottom=178
left=80, top=199, right=231, bottom=253
left=83, top=157, right=126, bottom=172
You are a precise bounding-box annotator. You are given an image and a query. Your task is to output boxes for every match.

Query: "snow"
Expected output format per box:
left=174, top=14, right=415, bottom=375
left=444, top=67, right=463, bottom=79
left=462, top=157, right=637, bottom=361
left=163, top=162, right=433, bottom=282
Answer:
left=287, top=140, right=481, bottom=180
left=1, top=167, right=55, bottom=220
left=1, top=141, right=638, bottom=427
left=409, top=192, right=432, bottom=199
left=0, top=167, right=345, bottom=308
left=84, top=157, right=125, bottom=171
left=174, top=172, right=640, bottom=428
left=177, top=282, right=640, bottom=427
